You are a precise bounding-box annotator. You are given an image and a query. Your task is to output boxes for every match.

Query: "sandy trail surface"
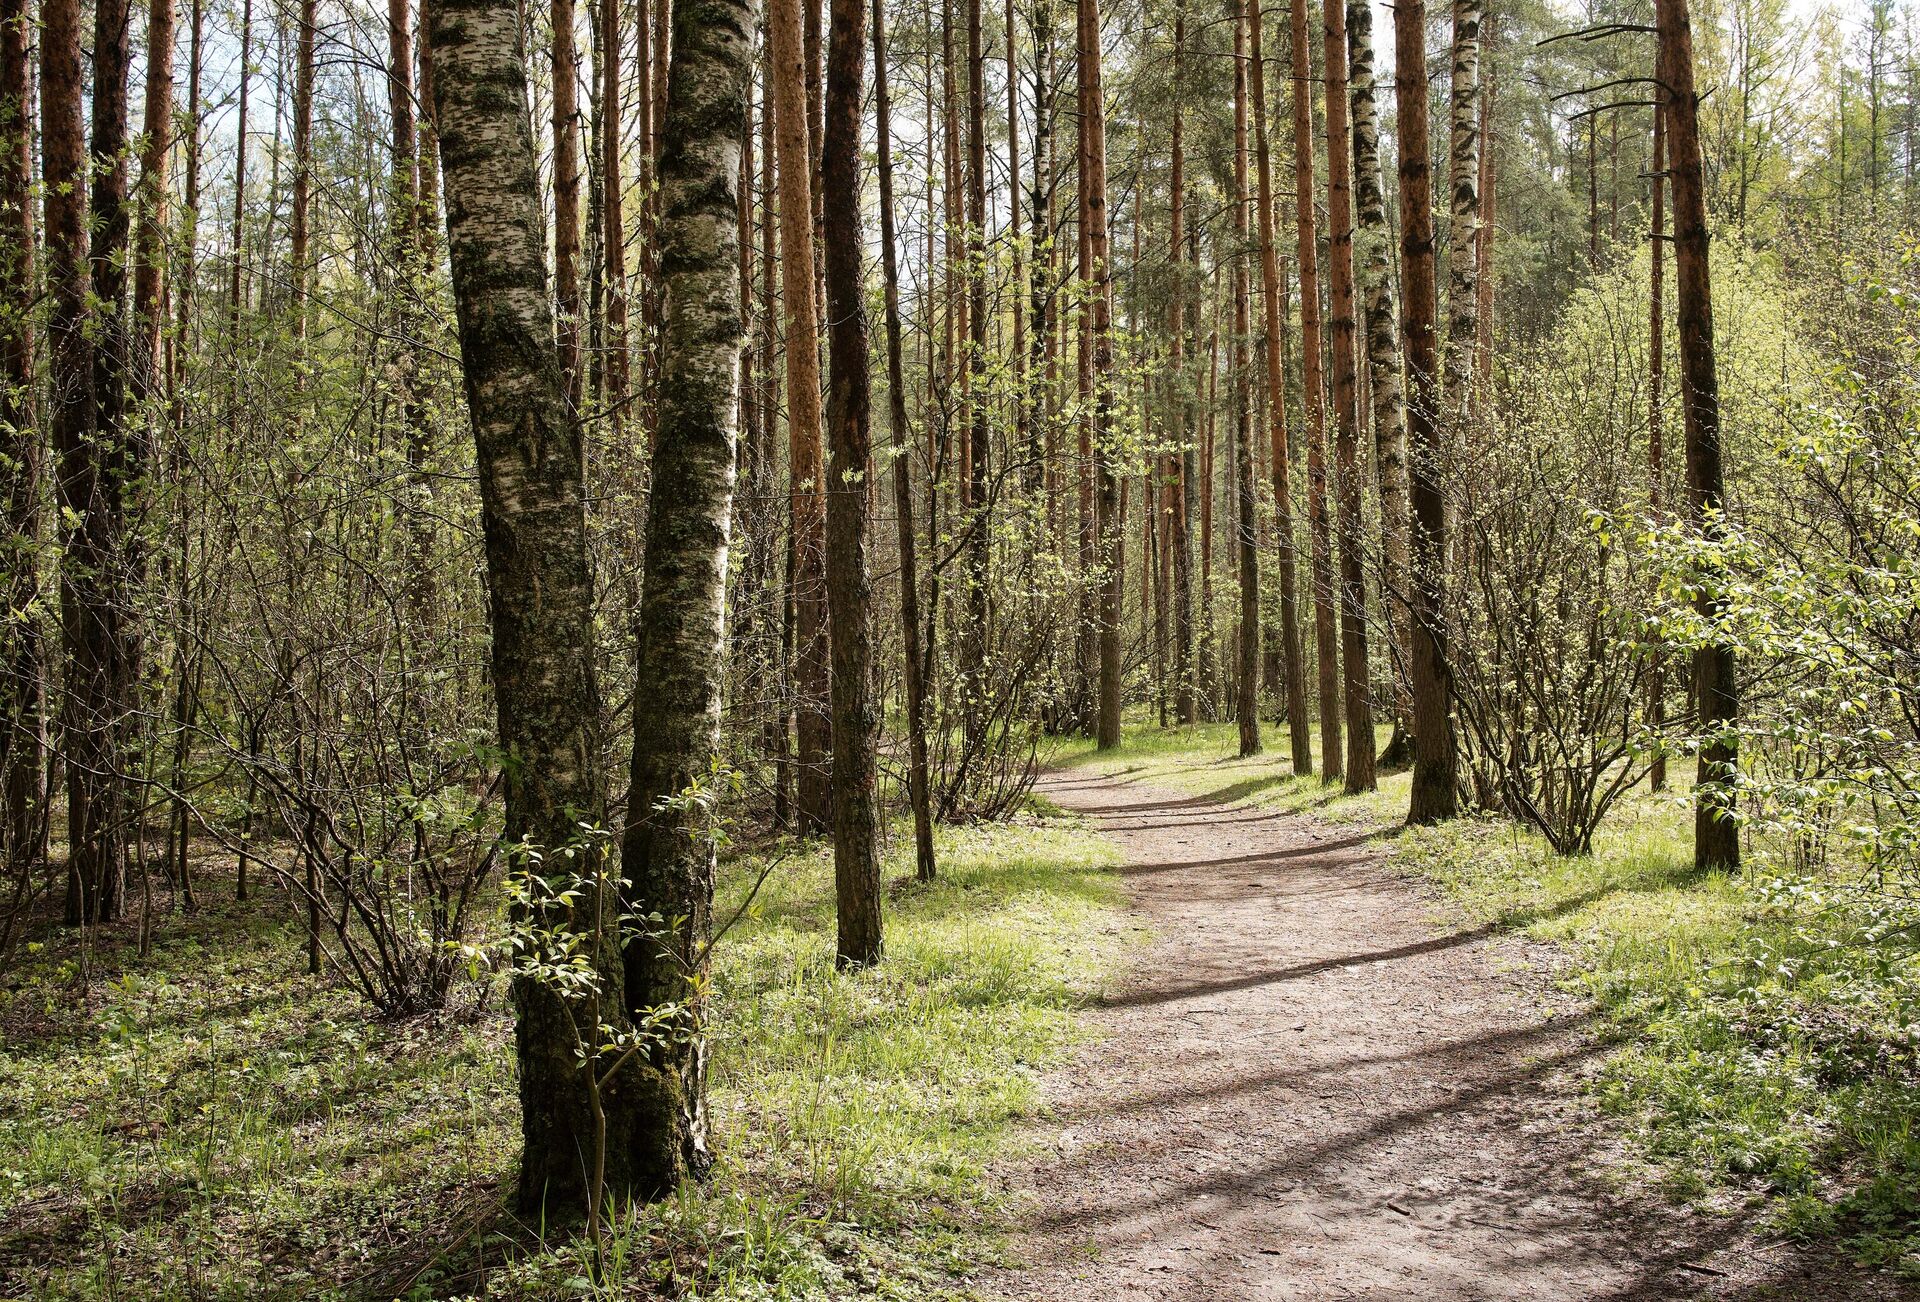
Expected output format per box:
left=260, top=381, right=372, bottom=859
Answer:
left=991, top=766, right=1902, bottom=1301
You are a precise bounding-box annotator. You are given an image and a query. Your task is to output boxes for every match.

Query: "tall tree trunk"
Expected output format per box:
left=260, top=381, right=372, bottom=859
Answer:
left=1444, top=0, right=1481, bottom=414
left=390, top=0, right=435, bottom=630
left=963, top=0, right=989, bottom=684
left=1322, top=0, right=1374, bottom=791
left=428, top=0, right=647, bottom=1208
left=1231, top=0, right=1260, bottom=758
left=1287, top=0, right=1340, bottom=780
left=1473, top=16, right=1495, bottom=389
left=1169, top=0, right=1195, bottom=727
left=1079, top=0, right=1119, bottom=748
left=768, top=0, right=831, bottom=831
left=1348, top=0, right=1410, bottom=769
left=553, top=0, right=583, bottom=402
left=821, top=0, right=880, bottom=966
left=0, top=0, right=41, bottom=873
left=1249, top=0, right=1309, bottom=769
left=872, top=0, right=934, bottom=881
left=133, top=0, right=175, bottom=404
left=619, top=0, right=757, bottom=1189
left=1399, top=0, right=1458, bottom=822
left=601, top=0, right=629, bottom=433
left=1656, top=0, right=1738, bottom=871
left=1648, top=98, right=1667, bottom=794
left=53, top=0, right=135, bottom=924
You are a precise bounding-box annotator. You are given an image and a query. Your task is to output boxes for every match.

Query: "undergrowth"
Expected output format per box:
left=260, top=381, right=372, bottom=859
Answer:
left=0, top=815, right=1128, bottom=1300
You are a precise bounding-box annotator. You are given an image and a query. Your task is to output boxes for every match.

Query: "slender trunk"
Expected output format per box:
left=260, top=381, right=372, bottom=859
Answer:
left=1348, top=0, right=1410, bottom=768
left=1474, top=17, right=1495, bottom=388
left=963, top=0, right=989, bottom=681
left=390, top=0, right=435, bottom=630
left=1323, top=0, right=1373, bottom=790
left=553, top=0, right=583, bottom=402
left=1080, top=0, right=1119, bottom=748
left=872, top=0, right=934, bottom=881
left=0, top=0, right=42, bottom=872
left=1232, top=0, right=1260, bottom=758
left=1287, top=0, right=1339, bottom=780
left=1169, top=2, right=1194, bottom=726
left=1656, top=0, right=1738, bottom=871
left=133, top=0, right=175, bottom=404
left=768, top=0, right=831, bottom=831
left=1648, top=99, right=1667, bottom=794
left=1249, top=0, right=1309, bottom=769
left=822, top=0, right=880, bottom=965
left=1399, top=0, right=1458, bottom=822
left=601, top=0, right=629, bottom=432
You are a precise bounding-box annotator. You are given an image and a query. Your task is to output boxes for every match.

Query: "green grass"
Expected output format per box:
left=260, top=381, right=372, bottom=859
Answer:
left=0, top=814, right=1130, bottom=1300
left=1051, top=717, right=1920, bottom=1274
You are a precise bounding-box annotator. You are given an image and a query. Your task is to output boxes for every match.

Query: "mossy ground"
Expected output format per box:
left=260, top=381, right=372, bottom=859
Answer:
left=0, top=815, right=1131, bottom=1300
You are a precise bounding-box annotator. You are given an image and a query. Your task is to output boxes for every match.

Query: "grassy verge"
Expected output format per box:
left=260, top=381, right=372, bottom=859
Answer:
left=0, top=814, right=1129, bottom=1300
left=1048, top=719, right=1920, bottom=1274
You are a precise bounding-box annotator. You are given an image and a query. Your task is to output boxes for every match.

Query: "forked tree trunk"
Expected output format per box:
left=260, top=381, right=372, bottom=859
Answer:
left=1347, top=0, right=1411, bottom=769
left=1287, top=0, right=1340, bottom=780
left=1323, top=0, right=1374, bottom=791
left=821, top=0, right=881, bottom=966
left=767, top=0, right=832, bottom=830
left=872, top=0, right=936, bottom=881
left=1655, top=0, right=1739, bottom=871
left=1398, top=0, right=1458, bottom=822
left=1248, top=0, right=1309, bottom=769
left=427, top=0, right=643, bottom=1209
left=1231, top=0, right=1260, bottom=759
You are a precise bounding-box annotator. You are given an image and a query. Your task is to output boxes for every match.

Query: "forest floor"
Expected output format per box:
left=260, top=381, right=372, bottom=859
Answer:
left=992, top=731, right=1912, bottom=1302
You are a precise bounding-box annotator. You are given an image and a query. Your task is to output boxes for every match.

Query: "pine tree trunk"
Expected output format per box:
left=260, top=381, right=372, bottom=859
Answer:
left=601, top=0, right=629, bottom=434
left=1347, top=0, right=1411, bottom=769
left=873, top=0, right=935, bottom=881
left=1322, top=0, right=1374, bottom=790
left=1648, top=99, right=1667, bottom=794
left=768, top=0, right=832, bottom=831
left=1168, top=2, right=1195, bottom=727
left=1248, top=0, right=1309, bottom=768
left=1079, top=0, right=1120, bottom=749
left=427, top=0, right=647, bottom=1208
left=821, top=0, right=881, bottom=966
left=1399, top=0, right=1458, bottom=822
left=963, top=0, right=990, bottom=684
left=1287, top=0, right=1340, bottom=781
left=1231, top=0, right=1261, bottom=759
left=1, top=0, right=42, bottom=872
left=553, top=0, right=584, bottom=402
left=51, top=0, right=133, bottom=925
left=1655, top=0, right=1738, bottom=871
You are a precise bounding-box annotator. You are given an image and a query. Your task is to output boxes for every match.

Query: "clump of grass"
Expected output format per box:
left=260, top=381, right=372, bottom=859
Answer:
left=0, top=813, right=1128, bottom=1300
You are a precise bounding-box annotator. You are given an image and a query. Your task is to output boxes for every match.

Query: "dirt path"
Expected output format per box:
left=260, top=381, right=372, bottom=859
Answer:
left=992, top=766, right=1901, bottom=1302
